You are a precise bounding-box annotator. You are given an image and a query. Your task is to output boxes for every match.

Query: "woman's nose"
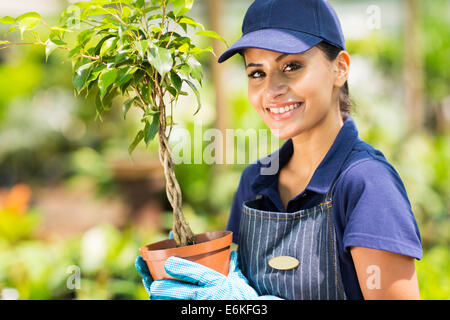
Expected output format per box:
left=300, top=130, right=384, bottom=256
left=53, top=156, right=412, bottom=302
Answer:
left=265, top=73, right=288, bottom=100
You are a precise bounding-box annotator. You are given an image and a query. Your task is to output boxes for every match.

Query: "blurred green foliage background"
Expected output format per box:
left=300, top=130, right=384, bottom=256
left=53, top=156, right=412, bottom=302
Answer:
left=0, top=0, right=449, bottom=300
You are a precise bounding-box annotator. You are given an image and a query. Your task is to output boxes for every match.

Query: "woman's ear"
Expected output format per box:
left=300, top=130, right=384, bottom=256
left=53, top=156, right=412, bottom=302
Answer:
left=334, top=51, right=350, bottom=88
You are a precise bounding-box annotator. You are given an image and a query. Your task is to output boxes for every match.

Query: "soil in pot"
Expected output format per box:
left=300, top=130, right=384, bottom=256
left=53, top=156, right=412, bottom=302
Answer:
left=139, top=230, right=233, bottom=281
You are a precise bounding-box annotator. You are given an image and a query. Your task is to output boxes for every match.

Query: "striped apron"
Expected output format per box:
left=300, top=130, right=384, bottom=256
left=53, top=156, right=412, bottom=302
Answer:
left=237, top=187, right=347, bottom=300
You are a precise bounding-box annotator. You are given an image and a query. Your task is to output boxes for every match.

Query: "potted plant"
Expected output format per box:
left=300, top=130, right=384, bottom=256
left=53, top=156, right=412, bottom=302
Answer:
left=0, top=0, right=232, bottom=280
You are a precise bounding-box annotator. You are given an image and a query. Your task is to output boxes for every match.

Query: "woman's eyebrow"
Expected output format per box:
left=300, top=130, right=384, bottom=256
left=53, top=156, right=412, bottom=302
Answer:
left=245, top=53, right=290, bottom=69
left=275, top=53, right=289, bottom=62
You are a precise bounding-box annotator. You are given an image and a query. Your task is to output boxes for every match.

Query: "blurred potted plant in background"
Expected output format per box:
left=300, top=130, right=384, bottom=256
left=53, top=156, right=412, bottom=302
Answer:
left=0, top=184, right=40, bottom=243
left=0, top=0, right=232, bottom=280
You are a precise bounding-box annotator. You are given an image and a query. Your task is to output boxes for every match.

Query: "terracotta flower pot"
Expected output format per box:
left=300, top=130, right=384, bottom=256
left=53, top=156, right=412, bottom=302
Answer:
left=139, top=230, right=233, bottom=281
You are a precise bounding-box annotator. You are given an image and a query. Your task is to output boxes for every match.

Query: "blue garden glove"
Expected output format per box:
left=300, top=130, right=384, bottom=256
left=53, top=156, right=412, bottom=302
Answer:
left=135, top=231, right=175, bottom=296
left=149, top=251, right=282, bottom=300
left=135, top=255, right=153, bottom=296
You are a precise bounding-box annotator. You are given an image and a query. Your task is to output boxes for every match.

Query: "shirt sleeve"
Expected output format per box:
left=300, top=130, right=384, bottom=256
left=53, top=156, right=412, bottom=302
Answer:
left=336, top=158, right=423, bottom=260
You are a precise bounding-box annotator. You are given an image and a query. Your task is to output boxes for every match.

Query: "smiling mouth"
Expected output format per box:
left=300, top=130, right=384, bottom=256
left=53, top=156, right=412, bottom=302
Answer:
left=265, top=102, right=303, bottom=114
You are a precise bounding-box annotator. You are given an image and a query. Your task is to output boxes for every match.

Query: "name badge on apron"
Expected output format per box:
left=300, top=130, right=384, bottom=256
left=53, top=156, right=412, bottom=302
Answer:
left=268, top=256, right=299, bottom=270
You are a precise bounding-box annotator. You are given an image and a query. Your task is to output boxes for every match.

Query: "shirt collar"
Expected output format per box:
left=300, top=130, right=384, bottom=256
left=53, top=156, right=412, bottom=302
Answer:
left=250, top=115, right=359, bottom=196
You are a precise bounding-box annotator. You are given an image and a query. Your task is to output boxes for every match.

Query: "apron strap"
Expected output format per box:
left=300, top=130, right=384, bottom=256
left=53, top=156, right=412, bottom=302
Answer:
left=324, top=142, right=356, bottom=203
left=324, top=178, right=338, bottom=203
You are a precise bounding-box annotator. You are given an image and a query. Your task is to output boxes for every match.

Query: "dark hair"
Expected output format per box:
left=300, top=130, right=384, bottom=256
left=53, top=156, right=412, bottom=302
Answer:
left=315, top=41, right=352, bottom=117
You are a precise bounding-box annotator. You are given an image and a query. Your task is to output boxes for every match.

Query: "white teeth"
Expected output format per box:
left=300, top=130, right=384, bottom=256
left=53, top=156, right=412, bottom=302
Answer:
left=269, top=103, right=301, bottom=114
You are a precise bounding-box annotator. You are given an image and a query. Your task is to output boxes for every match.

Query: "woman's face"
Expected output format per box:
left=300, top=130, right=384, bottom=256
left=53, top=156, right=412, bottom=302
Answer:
left=243, top=46, right=345, bottom=139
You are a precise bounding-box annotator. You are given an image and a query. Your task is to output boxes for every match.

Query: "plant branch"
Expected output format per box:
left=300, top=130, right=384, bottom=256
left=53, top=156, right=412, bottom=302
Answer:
left=132, top=84, right=148, bottom=109
left=0, top=42, right=44, bottom=50
left=102, top=7, right=127, bottom=26
left=141, top=1, right=151, bottom=38
left=157, top=0, right=167, bottom=42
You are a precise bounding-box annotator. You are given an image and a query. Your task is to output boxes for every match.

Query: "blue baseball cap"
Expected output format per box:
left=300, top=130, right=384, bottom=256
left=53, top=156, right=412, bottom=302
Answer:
left=218, top=0, right=346, bottom=63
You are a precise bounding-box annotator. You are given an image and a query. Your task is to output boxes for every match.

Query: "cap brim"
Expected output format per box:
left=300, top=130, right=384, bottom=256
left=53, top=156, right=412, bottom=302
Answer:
left=218, top=28, right=323, bottom=63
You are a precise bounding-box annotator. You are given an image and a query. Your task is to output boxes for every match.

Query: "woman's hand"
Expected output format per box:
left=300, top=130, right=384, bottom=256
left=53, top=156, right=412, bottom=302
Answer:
left=149, top=251, right=261, bottom=300
left=135, top=255, right=153, bottom=297
left=135, top=231, right=175, bottom=298
left=136, top=232, right=281, bottom=300
left=350, top=246, right=420, bottom=300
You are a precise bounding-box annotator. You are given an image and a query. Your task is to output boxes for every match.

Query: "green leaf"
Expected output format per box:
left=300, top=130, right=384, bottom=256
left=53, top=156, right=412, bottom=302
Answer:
left=98, top=68, right=118, bottom=99
left=136, top=0, right=145, bottom=9
left=178, top=42, right=189, bottom=53
left=187, top=56, right=202, bottom=86
left=0, top=16, right=15, bottom=24
left=195, top=30, right=228, bottom=46
left=100, top=37, right=117, bottom=57
left=144, top=113, right=160, bottom=146
left=77, top=29, right=95, bottom=47
left=4, top=25, right=18, bottom=37
left=86, top=64, right=107, bottom=85
left=114, top=49, right=132, bottom=64
left=188, top=45, right=213, bottom=56
left=123, top=97, right=136, bottom=120
left=15, top=12, right=41, bottom=22
left=84, top=5, right=119, bottom=18
left=179, top=16, right=204, bottom=30
left=166, top=86, right=177, bottom=98
left=94, top=35, right=115, bottom=56
left=68, top=45, right=83, bottom=58
left=132, top=69, right=146, bottom=86
left=173, top=0, right=194, bottom=17
left=184, top=79, right=201, bottom=115
left=73, top=62, right=94, bottom=92
left=50, top=26, right=72, bottom=33
left=177, top=63, right=191, bottom=79
left=170, top=72, right=182, bottom=91
left=147, top=13, right=163, bottom=22
left=100, top=88, right=118, bottom=111
left=151, top=26, right=161, bottom=34
left=48, top=30, right=62, bottom=43
left=134, top=40, right=149, bottom=58
left=121, top=6, right=132, bottom=19
left=144, top=5, right=160, bottom=14
left=165, top=115, right=175, bottom=126
left=128, top=129, right=144, bottom=155
left=147, top=46, right=173, bottom=80
left=50, top=39, right=66, bottom=46
left=115, top=66, right=138, bottom=87
left=15, top=12, right=42, bottom=39
left=45, top=39, right=60, bottom=61
left=18, top=17, right=41, bottom=38
left=146, top=107, right=160, bottom=115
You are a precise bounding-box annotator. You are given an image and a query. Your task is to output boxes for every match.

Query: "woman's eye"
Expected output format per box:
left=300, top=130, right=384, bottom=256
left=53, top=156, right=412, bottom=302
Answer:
left=248, top=70, right=265, bottom=79
left=247, top=63, right=301, bottom=79
left=283, top=62, right=302, bottom=72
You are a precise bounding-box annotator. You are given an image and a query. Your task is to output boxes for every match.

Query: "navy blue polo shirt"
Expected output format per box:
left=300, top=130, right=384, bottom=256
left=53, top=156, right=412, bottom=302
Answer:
left=227, top=115, right=423, bottom=300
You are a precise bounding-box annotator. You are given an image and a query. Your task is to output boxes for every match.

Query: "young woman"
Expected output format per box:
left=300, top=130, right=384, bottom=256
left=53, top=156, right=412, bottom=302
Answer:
left=136, top=0, right=422, bottom=300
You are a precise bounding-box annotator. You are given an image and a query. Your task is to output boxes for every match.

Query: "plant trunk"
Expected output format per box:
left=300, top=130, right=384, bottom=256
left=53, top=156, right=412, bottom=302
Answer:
left=157, top=101, right=196, bottom=247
